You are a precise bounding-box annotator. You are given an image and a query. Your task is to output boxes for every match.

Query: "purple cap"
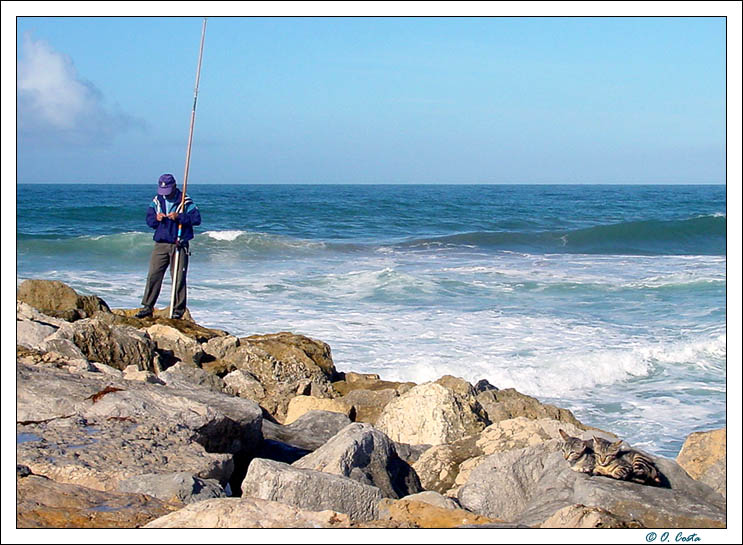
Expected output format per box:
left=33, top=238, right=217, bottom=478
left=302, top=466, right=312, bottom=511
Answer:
left=157, top=174, right=176, bottom=195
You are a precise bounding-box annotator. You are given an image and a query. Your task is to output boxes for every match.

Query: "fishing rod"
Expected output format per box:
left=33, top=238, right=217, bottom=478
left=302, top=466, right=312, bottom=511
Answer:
left=170, top=17, right=207, bottom=319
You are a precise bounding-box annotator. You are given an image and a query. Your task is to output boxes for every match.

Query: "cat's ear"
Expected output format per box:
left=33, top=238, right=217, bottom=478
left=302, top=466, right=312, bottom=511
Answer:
left=559, top=429, right=570, bottom=440
left=611, top=440, right=624, bottom=450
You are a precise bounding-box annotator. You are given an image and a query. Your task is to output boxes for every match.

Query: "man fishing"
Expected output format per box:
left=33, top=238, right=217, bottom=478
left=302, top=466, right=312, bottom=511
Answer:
left=135, top=173, right=201, bottom=319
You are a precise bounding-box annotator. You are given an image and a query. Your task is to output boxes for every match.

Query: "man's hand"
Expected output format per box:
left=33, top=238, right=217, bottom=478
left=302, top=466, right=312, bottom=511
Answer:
left=167, top=212, right=179, bottom=221
left=156, top=212, right=165, bottom=222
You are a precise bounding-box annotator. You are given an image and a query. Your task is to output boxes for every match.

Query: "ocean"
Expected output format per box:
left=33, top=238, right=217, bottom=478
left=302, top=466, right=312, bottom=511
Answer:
left=16, top=183, right=727, bottom=458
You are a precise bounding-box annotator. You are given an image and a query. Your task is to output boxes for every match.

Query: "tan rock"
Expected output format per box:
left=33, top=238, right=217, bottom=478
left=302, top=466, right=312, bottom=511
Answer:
left=332, top=375, right=415, bottom=396
left=17, top=279, right=110, bottom=322
left=676, top=428, right=726, bottom=498
left=16, top=471, right=177, bottom=528
left=477, top=387, right=587, bottom=429
left=540, top=504, right=643, bottom=528
left=477, top=417, right=585, bottom=456
left=376, top=382, right=487, bottom=445
left=145, top=323, right=206, bottom=366
left=339, top=388, right=398, bottom=424
left=144, top=497, right=353, bottom=528
left=284, top=395, right=353, bottom=424
left=377, top=498, right=498, bottom=528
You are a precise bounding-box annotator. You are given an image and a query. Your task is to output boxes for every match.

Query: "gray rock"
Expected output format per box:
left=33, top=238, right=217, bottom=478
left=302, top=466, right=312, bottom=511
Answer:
left=117, top=472, right=226, bottom=504
left=16, top=359, right=262, bottom=492
left=456, top=441, right=726, bottom=528
left=262, top=410, right=352, bottom=451
left=16, top=318, right=58, bottom=350
left=159, top=361, right=227, bottom=394
left=242, top=458, right=383, bottom=521
left=292, top=422, right=423, bottom=499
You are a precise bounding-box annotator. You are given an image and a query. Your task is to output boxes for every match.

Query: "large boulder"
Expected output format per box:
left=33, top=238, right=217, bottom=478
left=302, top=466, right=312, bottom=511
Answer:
left=375, top=381, right=488, bottom=446
left=17, top=469, right=177, bottom=529
left=292, top=422, right=423, bottom=499
left=476, top=387, right=587, bottom=430
left=16, top=358, right=263, bottom=492
left=456, top=440, right=726, bottom=528
left=143, top=497, right=354, bottom=528
left=145, top=323, right=206, bottom=366
left=676, top=428, right=726, bottom=498
left=17, top=279, right=110, bottom=322
left=221, top=332, right=340, bottom=421
left=45, top=316, right=157, bottom=372
left=242, top=458, right=383, bottom=521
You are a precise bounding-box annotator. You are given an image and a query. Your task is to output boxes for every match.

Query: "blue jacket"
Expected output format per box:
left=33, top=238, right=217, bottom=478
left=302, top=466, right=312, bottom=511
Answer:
left=146, top=189, right=201, bottom=244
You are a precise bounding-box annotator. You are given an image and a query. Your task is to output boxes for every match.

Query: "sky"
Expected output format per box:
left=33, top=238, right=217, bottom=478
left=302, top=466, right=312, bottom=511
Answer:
left=6, top=6, right=733, bottom=184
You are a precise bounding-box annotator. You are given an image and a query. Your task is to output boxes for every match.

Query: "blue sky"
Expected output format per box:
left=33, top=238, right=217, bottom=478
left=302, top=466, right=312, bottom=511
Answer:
left=12, top=14, right=729, bottom=184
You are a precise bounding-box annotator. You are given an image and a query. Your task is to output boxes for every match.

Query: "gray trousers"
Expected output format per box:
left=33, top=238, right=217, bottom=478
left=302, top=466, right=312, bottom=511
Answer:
left=141, top=242, right=189, bottom=315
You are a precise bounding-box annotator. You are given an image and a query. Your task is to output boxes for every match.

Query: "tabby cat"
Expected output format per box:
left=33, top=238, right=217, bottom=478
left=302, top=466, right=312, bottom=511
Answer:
left=593, top=436, right=661, bottom=484
left=558, top=429, right=596, bottom=475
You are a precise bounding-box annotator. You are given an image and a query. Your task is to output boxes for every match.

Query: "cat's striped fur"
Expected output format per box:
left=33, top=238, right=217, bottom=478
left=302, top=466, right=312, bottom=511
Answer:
left=558, top=429, right=596, bottom=475
left=592, top=436, right=661, bottom=484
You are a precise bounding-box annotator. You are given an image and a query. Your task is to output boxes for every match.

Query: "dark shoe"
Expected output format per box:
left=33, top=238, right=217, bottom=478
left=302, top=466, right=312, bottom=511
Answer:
left=171, top=313, right=183, bottom=320
left=135, top=307, right=153, bottom=319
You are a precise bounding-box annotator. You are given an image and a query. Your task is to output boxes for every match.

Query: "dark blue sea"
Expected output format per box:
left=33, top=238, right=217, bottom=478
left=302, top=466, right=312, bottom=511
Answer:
left=16, top=184, right=727, bottom=457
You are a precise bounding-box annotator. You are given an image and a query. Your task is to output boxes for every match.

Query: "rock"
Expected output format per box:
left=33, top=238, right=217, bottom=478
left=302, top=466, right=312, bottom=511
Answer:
left=45, top=316, right=157, bottom=372
left=412, top=435, right=480, bottom=494
left=17, top=279, right=110, bottom=321
left=539, top=504, right=643, bottom=528
left=116, top=472, right=227, bottom=504
left=122, top=365, right=165, bottom=384
left=456, top=441, right=726, bottom=528
left=676, top=428, right=726, bottom=498
left=143, top=497, right=354, bottom=528
left=376, top=382, right=488, bottom=446
left=377, top=498, right=497, bottom=528
left=262, top=410, right=352, bottom=451
left=242, top=458, right=383, bottom=521
left=223, top=369, right=265, bottom=399
left=332, top=374, right=415, bottom=396
left=159, top=361, right=227, bottom=393
left=477, top=417, right=586, bottom=456
left=16, top=317, right=58, bottom=350
left=202, top=335, right=240, bottom=360
left=476, top=387, right=587, bottom=430
left=284, top=395, right=353, bottom=424
left=292, top=422, right=423, bottom=499
left=16, top=359, right=262, bottom=492
left=474, top=378, right=498, bottom=393
left=339, top=388, right=398, bottom=425
left=145, top=323, right=206, bottom=366
left=402, top=491, right=460, bottom=510
left=17, top=473, right=177, bottom=528
left=221, top=332, right=339, bottom=421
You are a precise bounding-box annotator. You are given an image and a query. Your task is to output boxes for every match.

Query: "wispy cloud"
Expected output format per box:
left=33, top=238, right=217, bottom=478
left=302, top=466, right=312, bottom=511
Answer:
left=17, top=34, right=145, bottom=146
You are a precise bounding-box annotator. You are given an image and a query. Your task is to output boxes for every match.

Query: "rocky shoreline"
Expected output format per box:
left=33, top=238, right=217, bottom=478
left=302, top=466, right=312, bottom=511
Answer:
left=15, top=279, right=727, bottom=529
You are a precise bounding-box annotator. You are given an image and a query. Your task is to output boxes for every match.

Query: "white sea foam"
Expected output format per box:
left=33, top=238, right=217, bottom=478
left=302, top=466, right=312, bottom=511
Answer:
left=203, top=230, right=245, bottom=241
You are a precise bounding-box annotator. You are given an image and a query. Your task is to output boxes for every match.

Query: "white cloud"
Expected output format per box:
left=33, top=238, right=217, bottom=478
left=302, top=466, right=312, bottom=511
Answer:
left=17, top=34, right=143, bottom=145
